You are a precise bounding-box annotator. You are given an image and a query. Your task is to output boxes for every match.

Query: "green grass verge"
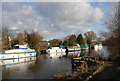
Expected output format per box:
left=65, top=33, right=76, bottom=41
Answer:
left=113, top=66, right=120, bottom=81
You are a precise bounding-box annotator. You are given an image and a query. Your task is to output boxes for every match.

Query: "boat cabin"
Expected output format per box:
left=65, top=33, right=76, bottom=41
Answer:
left=14, top=44, right=29, bottom=49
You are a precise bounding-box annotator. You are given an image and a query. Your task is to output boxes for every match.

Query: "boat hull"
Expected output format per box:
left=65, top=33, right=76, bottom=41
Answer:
left=68, top=44, right=81, bottom=52
left=0, top=51, right=36, bottom=60
left=69, top=50, right=81, bottom=52
left=68, top=48, right=81, bottom=52
left=46, top=47, right=66, bottom=53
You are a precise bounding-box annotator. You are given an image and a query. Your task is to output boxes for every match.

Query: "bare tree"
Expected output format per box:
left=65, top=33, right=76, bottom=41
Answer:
left=16, top=33, right=24, bottom=44
left=27, top=31, right=43, bottom=52
left=2, top=27, right=12, bottom=50
left=84, top=31, right=97, bottom=52
left=24, top=30, right=28, bottom=43
left=105, top=2, right=120, bottom=56
left=84, top=31, right=97, bottom=45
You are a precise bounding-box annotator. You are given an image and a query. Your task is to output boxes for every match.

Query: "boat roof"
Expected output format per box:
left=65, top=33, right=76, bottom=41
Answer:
left=14, top=44, right=28, bottom=49
left=80, top=44, right=89, bottom=47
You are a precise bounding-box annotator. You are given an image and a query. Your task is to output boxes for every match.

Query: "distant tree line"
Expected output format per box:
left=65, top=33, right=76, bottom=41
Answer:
left=2, top=27, right=99, bottom=52
left=48, top=31, right=97, bottom=48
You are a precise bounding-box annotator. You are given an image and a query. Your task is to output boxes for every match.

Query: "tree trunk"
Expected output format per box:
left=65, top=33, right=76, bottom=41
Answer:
left=89, top=44, right=91, bottom=53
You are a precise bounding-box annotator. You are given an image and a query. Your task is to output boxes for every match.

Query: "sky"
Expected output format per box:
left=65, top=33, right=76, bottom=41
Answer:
left=2, top=2, right=114, bottom=41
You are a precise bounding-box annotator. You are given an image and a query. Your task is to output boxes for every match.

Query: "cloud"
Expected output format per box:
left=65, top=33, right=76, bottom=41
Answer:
left=2, top=2, right=104, bottom=40
left=3, top=2, right=39, bottom=32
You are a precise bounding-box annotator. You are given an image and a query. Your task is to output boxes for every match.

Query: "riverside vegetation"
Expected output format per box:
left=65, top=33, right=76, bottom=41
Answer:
left=50, top=56, right=105, bottom=80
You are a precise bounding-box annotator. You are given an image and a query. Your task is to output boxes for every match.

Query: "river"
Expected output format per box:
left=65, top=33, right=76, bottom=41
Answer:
left=1, top=46, right=109, bottom=79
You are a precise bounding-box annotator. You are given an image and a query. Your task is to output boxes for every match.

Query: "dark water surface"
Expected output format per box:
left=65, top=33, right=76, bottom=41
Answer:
left=2, top=46, right=109, bottom=79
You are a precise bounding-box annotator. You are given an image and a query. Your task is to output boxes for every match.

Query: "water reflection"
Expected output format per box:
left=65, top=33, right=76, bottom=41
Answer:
left=26, top=56, right=44, bottom=73
left=90, top=46, right=109, bottom=57
left=2, top=46, right=109, bottom=79
left=94, top=47, right=103, bottom=51
left=47, top=52, right=66, bottom=58
left=96, top=46, right=110, bottom=57
left=80, top=50, right=89, bottom=57
left=0, top=57, right=36, bottom=67
left=2, top=57, right=36, bottom=79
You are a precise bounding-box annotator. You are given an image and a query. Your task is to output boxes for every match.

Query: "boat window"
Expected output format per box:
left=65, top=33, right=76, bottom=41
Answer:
left=14, top=46, right=19, bottom=49
left=74, top=45, right=77, bottom=46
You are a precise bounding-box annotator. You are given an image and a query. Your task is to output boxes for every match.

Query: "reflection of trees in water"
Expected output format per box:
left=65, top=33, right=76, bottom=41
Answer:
left=88, top=47, right=110, bottom=57
left=88, top=49, right=98, bottom=57
left=2, top=67, right=11, bottom=79
left=64, top=47, right=109, bottom=58
left=65, top=51, right=81, bottom=59
left=101, top=46, right=110, bottom=57
left=27, top=56, right=44, bottom=73
left=65, top=50, right=89, bottom=58
left=80, top=50, right=89, bottom=57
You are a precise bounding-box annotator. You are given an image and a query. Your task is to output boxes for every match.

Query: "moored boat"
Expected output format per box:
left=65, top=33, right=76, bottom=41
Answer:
left=68, top=44, right=81, bottom=52
left=93, top=43, right=103, bottom=49
left=0, top=43, right=36, bottom=60
left=46, top=45, right=66, bottom=53
left=80, top=44, right=89, bottom=50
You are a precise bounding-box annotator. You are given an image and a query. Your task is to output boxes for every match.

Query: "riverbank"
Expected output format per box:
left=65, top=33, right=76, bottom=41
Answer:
left=89, top=61, right=118, bottom=81
left=113, top=66, right=120, bottom=81
left=88, top=55, right=120, bottom=81
left=1, top=47, right=112, bottom=79
left=50, top=60, right=120, bottom=81
left=50, top=54, right=120, bottom=81
left=50, top=57, right=105, bottom=80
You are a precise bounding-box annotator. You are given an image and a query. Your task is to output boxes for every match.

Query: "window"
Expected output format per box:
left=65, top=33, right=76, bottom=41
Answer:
left=14, top=46, right=19, bottom=49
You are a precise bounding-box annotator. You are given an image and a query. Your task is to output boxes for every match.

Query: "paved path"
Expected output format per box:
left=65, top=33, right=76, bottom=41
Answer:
left=89, top=61, right=118, bottom=81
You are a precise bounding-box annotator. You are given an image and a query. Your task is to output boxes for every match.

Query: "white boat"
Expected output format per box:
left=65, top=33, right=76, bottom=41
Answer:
left=93, top=43, right=103, bottom=51
left=46, top=46, right=66, bottom=53
left=93, top=43, right=103, bottom=49
left=0, top=44, right=36, bottom=60
left=68, top=44, right=81, bottom=52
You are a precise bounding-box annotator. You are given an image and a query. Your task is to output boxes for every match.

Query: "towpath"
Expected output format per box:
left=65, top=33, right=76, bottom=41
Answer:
left=89, top=61, right=118, bottom=81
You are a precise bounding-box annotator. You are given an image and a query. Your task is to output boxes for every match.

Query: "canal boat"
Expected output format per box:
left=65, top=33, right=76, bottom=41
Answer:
left=0, top=43, right=36, bottom=60
left=46, top=45, right=66, bottom=53
left=68, top=44, right=81, bottom=52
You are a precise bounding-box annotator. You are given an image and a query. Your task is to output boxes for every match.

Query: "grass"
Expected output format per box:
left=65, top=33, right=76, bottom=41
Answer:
left=50, top=60, right=106, bottom=80
left=113, top=66, right=120, bottom=81
left=76, top=61, right=105, bottom=80
left=108, top=55, right=120, bottom=81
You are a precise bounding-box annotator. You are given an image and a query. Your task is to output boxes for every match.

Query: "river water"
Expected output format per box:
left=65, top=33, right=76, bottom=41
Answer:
left=1, top=46, right=109, bottom=79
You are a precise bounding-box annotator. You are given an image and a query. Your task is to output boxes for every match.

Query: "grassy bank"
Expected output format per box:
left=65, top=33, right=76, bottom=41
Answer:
left=84, top=61, right=105, bottom=81
left=111, top=56, right=120, bottom=81
left=50, top=60, right=105, bottom=80
left=113, top=66, right=120, bottom=81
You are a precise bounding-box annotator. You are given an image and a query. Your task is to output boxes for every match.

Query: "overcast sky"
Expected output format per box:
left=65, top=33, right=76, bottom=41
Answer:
left=2, top=2, right=113, bottom=40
